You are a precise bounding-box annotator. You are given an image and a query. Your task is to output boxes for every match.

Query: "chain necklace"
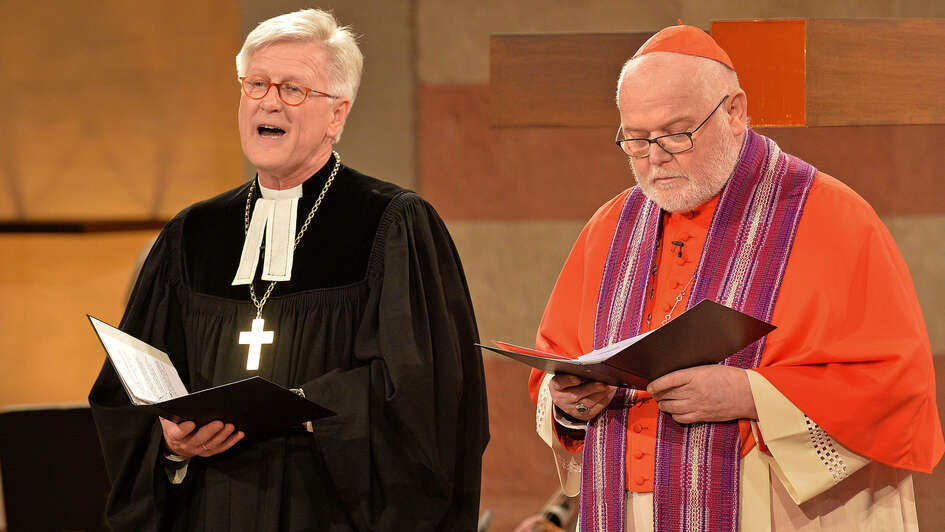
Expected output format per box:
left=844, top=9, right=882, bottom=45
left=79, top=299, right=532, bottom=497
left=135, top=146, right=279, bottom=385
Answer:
left=237, top=151, right=340, bottom=370
left=244, top=151, right=340, bottom=318
left=661, top=273, right=696, bottom=326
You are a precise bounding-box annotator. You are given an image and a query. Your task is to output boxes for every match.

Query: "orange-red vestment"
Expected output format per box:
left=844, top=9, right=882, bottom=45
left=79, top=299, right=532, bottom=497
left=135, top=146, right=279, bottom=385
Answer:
left=529, top=172, right=943, bottom=496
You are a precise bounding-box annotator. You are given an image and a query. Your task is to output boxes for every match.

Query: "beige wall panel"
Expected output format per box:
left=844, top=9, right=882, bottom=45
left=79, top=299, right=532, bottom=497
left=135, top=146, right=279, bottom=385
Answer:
left=450, top=219, right=587, bottom=528
left=240, top=0, right=416, bottom=188
left=417, top=0, right=678, bottom=84
left=447, top=220, right=585, bottom=348
left=0, top=232, right=158, bottom=406
left=914, top=353, right=945, bottom=532
left=883, top=216, right=945, bottom=354
left=0, top=2, right=243, bottom=221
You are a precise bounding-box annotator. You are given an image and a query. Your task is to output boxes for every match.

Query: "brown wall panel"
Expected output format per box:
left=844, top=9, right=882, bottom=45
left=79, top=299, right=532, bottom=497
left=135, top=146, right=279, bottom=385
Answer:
left=757, top=125, right=945, bottom=215
left=807, top=19, right=945, bottom=126
left=490, top=33, right=651, bottom=127
left=420, top=84, right=945, bottom=220
left=489, top=19, right=945, bottom=128
left=419, top=84, right=632, bottom=220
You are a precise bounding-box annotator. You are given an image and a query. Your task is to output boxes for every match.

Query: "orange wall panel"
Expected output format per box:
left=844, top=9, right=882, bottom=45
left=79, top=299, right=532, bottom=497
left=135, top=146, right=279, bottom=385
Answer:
left=0, top=232, right=157, bottom=406
left=711, top=19, right=806, bottom=127
left=0, top=1, right=243, bottom=222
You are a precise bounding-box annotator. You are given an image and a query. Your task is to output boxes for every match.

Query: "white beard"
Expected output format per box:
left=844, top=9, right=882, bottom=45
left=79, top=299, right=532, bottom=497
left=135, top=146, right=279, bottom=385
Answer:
left=631, top=131, right=742, bottom=213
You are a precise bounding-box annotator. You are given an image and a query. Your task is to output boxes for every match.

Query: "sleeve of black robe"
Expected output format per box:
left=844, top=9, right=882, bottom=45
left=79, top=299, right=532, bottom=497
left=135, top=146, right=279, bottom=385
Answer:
left=300, top=193, right=490, bottom=531
left=88, top=219, right=191, bottom=532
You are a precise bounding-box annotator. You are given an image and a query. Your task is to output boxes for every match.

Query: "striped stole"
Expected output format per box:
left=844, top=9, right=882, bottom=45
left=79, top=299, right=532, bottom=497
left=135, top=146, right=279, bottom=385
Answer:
left=579, top=129, right=816, bottom=531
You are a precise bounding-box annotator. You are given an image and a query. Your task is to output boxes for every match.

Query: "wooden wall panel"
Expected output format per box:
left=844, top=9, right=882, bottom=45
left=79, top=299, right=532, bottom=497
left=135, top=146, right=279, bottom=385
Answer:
left=492, top=19, right=945, bottom=128
left=806, top=19, right=945, bottom=126
left=421, top=84, right=945, bottom=219
left=756, top=125, right=945, bottom=215
left=490, top=33, right=651, bottom=127
left=0, top=232, right=157, bottom=406
left=0, top=1, right=243, bottom=222
left=419, top=84, right=632, bottom=220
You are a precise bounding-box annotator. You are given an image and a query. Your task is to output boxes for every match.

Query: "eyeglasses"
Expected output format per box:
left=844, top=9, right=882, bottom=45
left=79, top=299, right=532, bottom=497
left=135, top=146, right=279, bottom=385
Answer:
left=616, top=95, right=729, bottom=158
left=239, top=76, right=337, bottom=106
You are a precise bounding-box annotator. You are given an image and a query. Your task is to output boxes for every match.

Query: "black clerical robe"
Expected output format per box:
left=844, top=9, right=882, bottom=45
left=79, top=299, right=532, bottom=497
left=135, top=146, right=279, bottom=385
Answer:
left=89, top=155, right=489, bottom=531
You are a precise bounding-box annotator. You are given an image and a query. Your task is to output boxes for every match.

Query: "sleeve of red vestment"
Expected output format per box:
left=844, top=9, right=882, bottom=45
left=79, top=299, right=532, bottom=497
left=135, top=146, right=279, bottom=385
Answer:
left=753, top=173, right=943, bottom=474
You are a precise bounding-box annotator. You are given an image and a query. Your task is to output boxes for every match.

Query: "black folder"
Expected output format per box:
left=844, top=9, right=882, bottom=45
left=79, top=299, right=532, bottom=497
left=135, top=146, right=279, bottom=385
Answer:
left=140, top=376, right=335, bottom=436
left=478, top=299, right=775, bottom=388
left=88, top=315, right=334, bottom=436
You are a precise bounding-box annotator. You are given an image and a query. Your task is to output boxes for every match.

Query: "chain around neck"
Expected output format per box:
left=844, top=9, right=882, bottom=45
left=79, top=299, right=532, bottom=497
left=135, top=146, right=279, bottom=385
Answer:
left=244, top=151, right=341, bottom=317
left=660, top=272, right=696, bottom=326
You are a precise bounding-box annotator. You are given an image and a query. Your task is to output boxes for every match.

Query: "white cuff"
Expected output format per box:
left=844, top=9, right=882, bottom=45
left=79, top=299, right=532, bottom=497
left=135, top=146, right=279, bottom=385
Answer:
left=163, top=452, right=190, bottom=485
left=553, top=406, right=588, bottom=431
left=746, top=370, right=870, bottom=504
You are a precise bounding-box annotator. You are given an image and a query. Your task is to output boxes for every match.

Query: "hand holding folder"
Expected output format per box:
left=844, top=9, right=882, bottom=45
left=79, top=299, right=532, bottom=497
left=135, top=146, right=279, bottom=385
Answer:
left=477, top=299, right=775, bottom=389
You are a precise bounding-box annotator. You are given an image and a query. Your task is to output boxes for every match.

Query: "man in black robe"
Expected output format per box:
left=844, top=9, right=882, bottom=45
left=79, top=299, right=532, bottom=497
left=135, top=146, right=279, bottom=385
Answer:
left=89, top=9, right=489, bottom=531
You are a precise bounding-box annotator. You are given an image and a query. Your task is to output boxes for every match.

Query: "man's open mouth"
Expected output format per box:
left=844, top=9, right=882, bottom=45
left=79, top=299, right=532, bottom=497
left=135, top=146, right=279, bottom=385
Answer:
left=258, top=125, right=286, bottom=138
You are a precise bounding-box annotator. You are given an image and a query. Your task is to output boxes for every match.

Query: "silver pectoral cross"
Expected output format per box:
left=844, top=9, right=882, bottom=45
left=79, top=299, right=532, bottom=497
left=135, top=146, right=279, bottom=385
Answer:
left=239, top=317, right=274, bottom=370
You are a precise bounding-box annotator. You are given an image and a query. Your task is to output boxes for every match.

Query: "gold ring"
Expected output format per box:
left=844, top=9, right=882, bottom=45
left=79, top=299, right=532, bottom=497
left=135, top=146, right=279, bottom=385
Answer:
left=575, top=402, right=588, bottom=414
left=201, top=443, right=210, bottom=451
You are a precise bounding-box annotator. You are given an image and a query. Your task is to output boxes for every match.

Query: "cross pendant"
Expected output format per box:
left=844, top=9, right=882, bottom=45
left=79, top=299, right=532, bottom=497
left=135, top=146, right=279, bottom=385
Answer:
left=238, top=317, right=274, bottom=370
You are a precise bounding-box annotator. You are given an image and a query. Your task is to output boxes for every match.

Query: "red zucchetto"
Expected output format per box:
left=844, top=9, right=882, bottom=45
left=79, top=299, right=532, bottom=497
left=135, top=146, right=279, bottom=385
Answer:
left=633, top=24, right=735, bottom=70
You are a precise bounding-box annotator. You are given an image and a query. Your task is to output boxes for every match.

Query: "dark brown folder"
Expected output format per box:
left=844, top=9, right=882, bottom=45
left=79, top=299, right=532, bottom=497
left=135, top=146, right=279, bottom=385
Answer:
left=141, top=376, right=334, bottom=436
left=477, top=299, right=775, bottom=388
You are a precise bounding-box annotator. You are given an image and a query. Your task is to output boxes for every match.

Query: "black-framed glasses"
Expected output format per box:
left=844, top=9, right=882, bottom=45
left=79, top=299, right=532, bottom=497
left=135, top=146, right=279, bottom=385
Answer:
left=616, top=95, right=729, bottom=158
left=239, top=76, right=337, bottom=106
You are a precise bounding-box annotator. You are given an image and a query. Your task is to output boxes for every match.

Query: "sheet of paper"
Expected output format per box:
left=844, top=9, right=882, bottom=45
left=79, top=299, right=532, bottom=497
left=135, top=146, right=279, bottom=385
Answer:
left=576, top=329, right=656, bottom=363
left=89, top=317, right=188, bottom=405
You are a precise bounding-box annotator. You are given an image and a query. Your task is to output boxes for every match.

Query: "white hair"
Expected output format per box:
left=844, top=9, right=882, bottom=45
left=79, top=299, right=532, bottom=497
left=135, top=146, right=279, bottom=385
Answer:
left=236, top=9, right=363, bottom=142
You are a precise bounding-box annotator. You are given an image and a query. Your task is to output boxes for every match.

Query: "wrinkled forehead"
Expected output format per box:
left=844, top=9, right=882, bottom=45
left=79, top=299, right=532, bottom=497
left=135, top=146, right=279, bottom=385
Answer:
left=617, top=54, right=720, bottom=130
left=620, top=54, right=718, bottom=109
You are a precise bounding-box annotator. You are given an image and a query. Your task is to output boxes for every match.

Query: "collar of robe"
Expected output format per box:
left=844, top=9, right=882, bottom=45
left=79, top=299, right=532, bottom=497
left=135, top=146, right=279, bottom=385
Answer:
left=231, top=181, right=304, bottom=285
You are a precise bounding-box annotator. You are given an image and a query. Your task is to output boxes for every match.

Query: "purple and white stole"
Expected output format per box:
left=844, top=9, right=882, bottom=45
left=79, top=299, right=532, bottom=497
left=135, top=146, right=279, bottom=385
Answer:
left=578, top=129, right=816, bottom=531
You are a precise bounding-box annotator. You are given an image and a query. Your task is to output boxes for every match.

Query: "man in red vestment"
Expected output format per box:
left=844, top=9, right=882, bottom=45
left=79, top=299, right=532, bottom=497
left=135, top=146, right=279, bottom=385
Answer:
left=528, top=24, right=942, bottom=531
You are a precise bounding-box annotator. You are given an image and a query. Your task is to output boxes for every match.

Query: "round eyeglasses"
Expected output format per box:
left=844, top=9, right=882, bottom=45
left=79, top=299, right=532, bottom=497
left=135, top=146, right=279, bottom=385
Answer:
left=240, top=76, right=337, bottom=106
left=616, top=95, right=729, bottom=158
